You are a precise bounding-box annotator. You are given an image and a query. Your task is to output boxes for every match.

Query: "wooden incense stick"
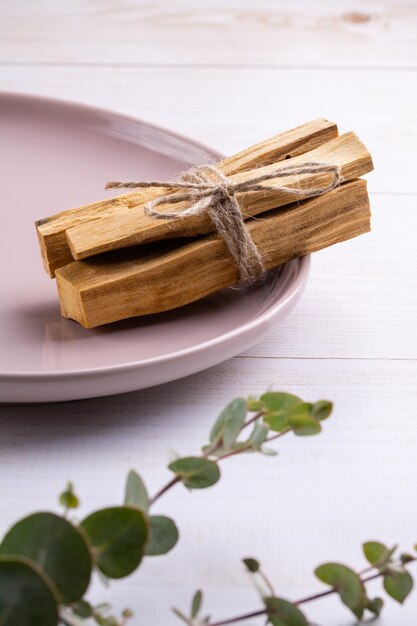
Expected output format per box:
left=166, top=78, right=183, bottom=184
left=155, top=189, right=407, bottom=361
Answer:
left=56, top=179, right=370, bottom=328
left=36, top=118, right=338, bottom=277
left=65, top=132, right=372, bottom=263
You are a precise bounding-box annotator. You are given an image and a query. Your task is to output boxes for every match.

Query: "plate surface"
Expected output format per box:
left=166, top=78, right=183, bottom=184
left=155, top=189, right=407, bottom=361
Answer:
left=0, top=92, right=310, bottom=403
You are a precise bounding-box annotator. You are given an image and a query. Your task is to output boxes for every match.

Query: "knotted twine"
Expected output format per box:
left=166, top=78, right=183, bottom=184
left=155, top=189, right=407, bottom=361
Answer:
left=106, top=162, right=341, bottom=285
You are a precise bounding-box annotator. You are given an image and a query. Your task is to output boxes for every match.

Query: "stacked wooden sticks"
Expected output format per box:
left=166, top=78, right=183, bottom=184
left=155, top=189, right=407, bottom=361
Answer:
left=35, top=119, right=373, bottom=328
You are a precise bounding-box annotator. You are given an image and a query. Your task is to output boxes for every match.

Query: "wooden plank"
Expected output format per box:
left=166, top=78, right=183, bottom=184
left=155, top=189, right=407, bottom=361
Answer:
left=0, top=65, right=415, bottom=194
left=1, top=0, right=416, bottom=68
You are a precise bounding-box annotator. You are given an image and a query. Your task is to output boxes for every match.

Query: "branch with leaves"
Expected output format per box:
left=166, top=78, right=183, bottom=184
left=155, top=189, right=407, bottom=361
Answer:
left=177, top=542, right=416, bottom=626
left=0, top=392, right=331, bottom=626
left=0, top=391, right=414, bottom=626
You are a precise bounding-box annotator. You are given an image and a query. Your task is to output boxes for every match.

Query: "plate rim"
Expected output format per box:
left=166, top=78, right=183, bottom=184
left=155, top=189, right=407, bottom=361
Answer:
left=0, top=91, right=311, bottom=382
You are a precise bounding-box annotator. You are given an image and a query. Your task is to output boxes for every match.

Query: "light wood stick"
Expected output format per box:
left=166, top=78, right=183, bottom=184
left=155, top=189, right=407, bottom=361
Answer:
left=65, top=132, right=372, bottom=263
left=56, top=179, right=370, bottom=328
left=36, top=118, right=338, bottom=276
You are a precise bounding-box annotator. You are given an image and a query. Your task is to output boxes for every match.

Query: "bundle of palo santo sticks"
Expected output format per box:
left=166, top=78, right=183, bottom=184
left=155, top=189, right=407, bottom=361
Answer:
left=35, top=119, right=373, bottom=328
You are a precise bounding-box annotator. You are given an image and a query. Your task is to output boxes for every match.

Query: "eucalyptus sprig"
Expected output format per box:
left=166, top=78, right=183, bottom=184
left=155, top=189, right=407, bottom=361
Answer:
left=178, top=542, right=416, bottom=626
left=0, top=391, right=330, bottom=626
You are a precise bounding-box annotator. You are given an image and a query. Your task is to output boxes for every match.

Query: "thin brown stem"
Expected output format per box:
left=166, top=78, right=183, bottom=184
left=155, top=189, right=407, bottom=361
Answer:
left=149, top=476, right=181, bottom=507
left=207, top=567, right=407, bottom=626
left=243, top=410, right=264, bottom=429
left=215, top=444, right=252, bottom=462
left=259, top=570, right=275, bottom=596
left=208, top=608, right=266, bottom=626
left=150, top=412, right=286, bottom=505
left=266, top=428, right=291, bottom=443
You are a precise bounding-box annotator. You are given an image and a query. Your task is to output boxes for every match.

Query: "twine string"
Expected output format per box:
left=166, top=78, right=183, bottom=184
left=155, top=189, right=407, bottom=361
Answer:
left=106, top=162, right=341, bottom=284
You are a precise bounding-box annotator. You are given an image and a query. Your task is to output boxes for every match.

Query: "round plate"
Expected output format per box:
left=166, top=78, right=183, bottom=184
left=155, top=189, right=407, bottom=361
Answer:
left=0, top=92, right=310, bottom=403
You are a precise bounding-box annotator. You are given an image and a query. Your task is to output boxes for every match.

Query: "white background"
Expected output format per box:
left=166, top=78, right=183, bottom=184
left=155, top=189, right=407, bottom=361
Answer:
left=1, top=1, right=417, bottom=624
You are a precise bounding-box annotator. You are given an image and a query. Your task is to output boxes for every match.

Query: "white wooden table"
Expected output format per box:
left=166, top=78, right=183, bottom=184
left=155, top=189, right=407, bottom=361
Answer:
left=1, top=2, right=417, bottom=624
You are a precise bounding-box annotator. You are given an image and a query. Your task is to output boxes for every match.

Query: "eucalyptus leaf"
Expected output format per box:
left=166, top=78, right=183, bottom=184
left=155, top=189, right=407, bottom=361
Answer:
left=311, top=400, right=333, bottom=421
left=0, top=556, right=59, bottom=626
left=264, top=596, right=308, bottom=626
left=263, top=412, right=289, bottom=432
left=263, top=400, right=310, bottom=433
left=169, top=457, right=220, bottom=489
left=260, top=447, right=278, bottom=456
left=289, top=413, right=321, bottom=436
left=260, top=392, right=302, bottom=412
left=383, top=568, right=413, bottom=603
left=59, top=481, right=79, bottom=511
left=247, top=397, right=264, bottom=412
left=71, top=599, right=93, bottom=618
left=249, top=422, right=269, bottom=449
left=366, top=597, right=384, bottom=616
left=315, top=562, right=367, bottom=619
left=209, top=398, right=247, bottom=448
left=363, top=541, right=395, bottom=568
left=80, top=507, right=148, bottom=579
left=145, top=515, right=179, bottom=556
left=124, top=470, right=149, bottom=511
left=243, top=557, right=260, bottom=573
left=0, top=512, right=92, bottom=603
left=191, top=589, right=203, bottom=618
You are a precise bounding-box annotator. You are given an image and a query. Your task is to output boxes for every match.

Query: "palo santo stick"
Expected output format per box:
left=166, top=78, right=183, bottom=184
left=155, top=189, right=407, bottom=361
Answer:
left=36, top=118, right=338, bottom=277
left=56, top=179, right=370, bottom=328
left=66, top=132, right=373, bottom=262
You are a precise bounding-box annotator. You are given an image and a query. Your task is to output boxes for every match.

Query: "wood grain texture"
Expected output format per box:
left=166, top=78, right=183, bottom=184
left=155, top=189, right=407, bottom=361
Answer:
left=36, top=118, right=338, bottom=275
left=1, top=0, right=416, bottom=68
left=56, top=180, right=370, bottom=327
left=66, top=131, right=372, bottom=261
left=1, top=0, right=417, bottom=624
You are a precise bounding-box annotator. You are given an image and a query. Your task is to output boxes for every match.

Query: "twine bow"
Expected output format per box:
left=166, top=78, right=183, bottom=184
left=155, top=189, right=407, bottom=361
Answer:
left=106, top=162, right=341, bottom=285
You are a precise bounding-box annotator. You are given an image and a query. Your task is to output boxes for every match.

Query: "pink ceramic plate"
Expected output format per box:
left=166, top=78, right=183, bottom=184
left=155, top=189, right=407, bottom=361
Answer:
left=0, top=92, right=310, bottom=403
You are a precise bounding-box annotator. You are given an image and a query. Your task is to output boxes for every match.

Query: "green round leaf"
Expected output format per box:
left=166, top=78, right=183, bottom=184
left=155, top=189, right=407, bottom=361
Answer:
left=260, top=392, right=302, bottom=412
left=265, top=597, right=308, bottom=626
left=247, top=397, right=264, bottom=412
left=383, top=568, right=413, bottom=604
left=210, top=398, right=247, bottom=448
left=263, top=400, right=310, bottom=433
left=145, top=515, right=179, bottom=556
left=263, top=412, right=289, bottom=432
left=315, top=562, right=366, bottom=619
left=80, top=506, right=148, bottom=579
left=0, top=556, right=58, bottom=626
left=169, top=457, right=220, bottom=489
left=289, top=413, right=321, bottom=436
left=366, top=597, right=384, bottom=616
left=0, top=512, right=92, bottom=603
left=124, top=470, right=149, bottom=511
left=59, top=482, right=79, bottom=510
left=243, top=557, right=260, bottom=573
left=311, top=400, right=333, bottom=421
left=71, top=599, right=93, bottom=618
left=363, top=541, right=395, bottom=568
